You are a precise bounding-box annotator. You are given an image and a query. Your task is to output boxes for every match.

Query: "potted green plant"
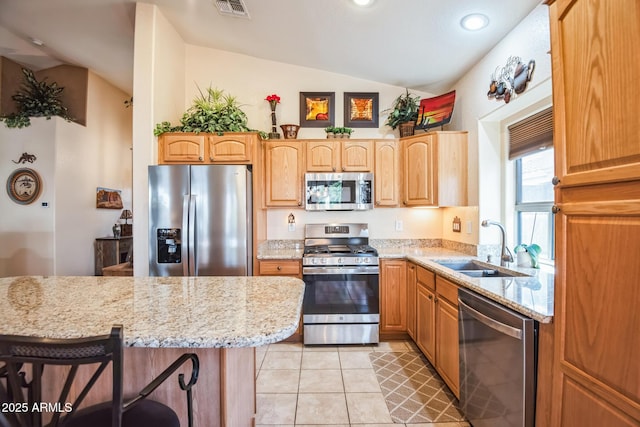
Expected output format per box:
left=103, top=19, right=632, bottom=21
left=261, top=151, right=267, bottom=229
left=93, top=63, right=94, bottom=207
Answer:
left=0, top=68, right=72, bottom=129
left=342, top=127, right=354, bottom=138
left=154, top=86, right=253, bottom=136
left=513, top=243, right=542, bottom=268
left=324, top=126, right=335, bottom=138
left=384, top=89, right=420, bottom=137
left=333, top=127, right=345, bottom=138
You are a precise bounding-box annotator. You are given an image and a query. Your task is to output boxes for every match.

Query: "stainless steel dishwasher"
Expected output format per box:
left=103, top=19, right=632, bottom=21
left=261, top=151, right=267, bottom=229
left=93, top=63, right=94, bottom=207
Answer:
left=458, top=287, right=538, bottom=427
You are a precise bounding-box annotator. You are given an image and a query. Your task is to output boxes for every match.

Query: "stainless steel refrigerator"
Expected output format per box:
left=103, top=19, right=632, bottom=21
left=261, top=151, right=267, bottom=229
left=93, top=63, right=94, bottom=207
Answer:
left=148, top=165, right=252, bottom=276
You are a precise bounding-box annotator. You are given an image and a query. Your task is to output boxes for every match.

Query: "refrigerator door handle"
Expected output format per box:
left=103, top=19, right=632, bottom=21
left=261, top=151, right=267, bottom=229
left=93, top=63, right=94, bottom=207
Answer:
left=188, top=195, right=197, bottom=276
left=182, top=195, right=190, bottom=276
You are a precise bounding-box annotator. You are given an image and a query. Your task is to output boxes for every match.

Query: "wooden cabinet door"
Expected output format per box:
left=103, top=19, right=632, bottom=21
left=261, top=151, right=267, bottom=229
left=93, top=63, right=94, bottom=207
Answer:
left=436, top=132, right=468, bottom=207
left=435, top=276, right=459, bottom=399
left=341, top=140, right=372, bottom=172
left=550, top=0, right=640, bottom=188
left=207, top=134, right=252, bottom=163
left=264, top=141, right=304, bottom=207
left=374, top=140, right=399, bottom=206
left=380, top=259, right=407, bottom=334
left=158, top=133, right=205, bottom=164
left=548, top=1, right=640, bottom=425
left=406, top=262, right=417, bottom=340
left=416, top=281, right=436, bottom=364
left=402, top=135, right=435, bottom=206
left=306, top=140, right=339, bottom=172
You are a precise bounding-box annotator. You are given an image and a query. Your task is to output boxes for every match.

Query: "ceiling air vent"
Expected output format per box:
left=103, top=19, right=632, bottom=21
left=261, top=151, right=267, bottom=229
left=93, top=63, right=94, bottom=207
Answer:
left=214, top=0, right=250, bottom=18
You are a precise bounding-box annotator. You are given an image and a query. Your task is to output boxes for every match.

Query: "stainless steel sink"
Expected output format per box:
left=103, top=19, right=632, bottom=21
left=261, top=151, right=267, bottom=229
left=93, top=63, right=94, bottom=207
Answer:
left=435, top=261, right=488, bottom=271
left=457, top=269, right=517, bottom=278
left=435, top=260, right=522, bottom=278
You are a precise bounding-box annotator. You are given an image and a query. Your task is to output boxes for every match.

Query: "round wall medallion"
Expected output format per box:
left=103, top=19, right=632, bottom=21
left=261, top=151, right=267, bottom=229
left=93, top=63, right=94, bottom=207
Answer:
left=6, top=168, right=42, bottom=205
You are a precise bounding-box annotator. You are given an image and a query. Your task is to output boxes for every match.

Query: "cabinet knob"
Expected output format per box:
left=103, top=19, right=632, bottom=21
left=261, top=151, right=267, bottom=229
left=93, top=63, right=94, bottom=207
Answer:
left=552, top=205, right=561, bottom=214
left=210, top=156, right=214, bottom=161
left=552, top=176, right=560, bottom=185
left=199, top=156, right=203, bottom=161
left=332, top=167, right=336, bottom=172
left=403, top=200, right=407, bottom=205
left=428, top=295, right=433, bottom=300
left=297, top=201, right=302, bottom=206
left=277, top=266, right=282, bottom=271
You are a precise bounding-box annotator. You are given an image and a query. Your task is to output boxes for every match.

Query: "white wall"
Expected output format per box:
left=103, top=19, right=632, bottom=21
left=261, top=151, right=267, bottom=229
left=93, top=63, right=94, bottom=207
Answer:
left=445, top=4, right=552, bottom=245
left=132, top=3, right=186, bottom=276
left=0, top=71, right=132, bottom=277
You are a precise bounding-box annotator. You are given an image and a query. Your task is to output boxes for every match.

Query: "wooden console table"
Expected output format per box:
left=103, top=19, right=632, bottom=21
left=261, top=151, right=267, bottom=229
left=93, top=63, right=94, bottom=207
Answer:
left=94, top=236, right=132, bottom=276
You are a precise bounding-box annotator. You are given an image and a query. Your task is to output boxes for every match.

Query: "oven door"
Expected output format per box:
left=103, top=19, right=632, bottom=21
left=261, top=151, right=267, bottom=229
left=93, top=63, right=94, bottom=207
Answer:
left=302, top=266, right=379, bottom=324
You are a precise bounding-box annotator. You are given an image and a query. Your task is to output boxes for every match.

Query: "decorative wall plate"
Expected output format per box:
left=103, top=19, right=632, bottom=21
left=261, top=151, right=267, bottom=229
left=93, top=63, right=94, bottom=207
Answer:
left=6, top=168, right=42, bottom=205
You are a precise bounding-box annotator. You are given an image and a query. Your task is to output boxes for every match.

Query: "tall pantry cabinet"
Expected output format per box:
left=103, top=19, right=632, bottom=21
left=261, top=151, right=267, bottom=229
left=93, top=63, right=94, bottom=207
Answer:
left=547, top=0, right=640, bottom=425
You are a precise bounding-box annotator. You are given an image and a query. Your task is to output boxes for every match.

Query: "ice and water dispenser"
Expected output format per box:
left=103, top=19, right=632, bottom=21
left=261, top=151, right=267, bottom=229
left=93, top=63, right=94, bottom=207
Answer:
left=156, top=228, right=181, bottom=263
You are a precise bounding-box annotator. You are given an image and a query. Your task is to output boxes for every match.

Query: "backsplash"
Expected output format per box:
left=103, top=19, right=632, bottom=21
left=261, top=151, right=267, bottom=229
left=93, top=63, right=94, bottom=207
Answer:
left=260, top=239, right=478, bottom=256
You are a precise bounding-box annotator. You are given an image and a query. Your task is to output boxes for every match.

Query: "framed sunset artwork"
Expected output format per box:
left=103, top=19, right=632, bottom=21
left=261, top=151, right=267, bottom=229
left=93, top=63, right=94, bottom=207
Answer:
left=300, top=92, right=335, bottom=127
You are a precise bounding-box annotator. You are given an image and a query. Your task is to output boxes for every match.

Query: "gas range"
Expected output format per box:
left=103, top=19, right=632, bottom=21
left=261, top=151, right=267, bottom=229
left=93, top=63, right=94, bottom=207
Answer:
left=302, top=224, right=379, bottom=268
left=302, top=223, right=380, bottom=345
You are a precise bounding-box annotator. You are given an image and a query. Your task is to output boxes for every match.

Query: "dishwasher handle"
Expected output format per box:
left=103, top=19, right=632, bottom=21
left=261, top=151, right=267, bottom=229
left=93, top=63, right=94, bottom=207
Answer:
left=458, top=297, right=523, bottom=340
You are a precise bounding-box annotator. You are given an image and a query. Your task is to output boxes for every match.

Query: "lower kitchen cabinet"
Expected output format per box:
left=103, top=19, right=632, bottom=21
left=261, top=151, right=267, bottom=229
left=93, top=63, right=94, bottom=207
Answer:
left=257, top=259, right=303, bottom=342
left=435, top=275, right=460, bottom=398
left=380, top=259, right=407, bottom=339
left=406, top=262, right=417, bottom=340
left=411, top=264, right=460, bottom=398
left=415, top=265, right=436, bottom=362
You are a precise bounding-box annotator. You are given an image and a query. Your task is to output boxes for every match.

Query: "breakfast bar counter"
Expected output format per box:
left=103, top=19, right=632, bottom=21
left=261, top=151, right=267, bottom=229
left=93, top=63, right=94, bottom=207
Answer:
left=0, top=275, right=305, bottom=426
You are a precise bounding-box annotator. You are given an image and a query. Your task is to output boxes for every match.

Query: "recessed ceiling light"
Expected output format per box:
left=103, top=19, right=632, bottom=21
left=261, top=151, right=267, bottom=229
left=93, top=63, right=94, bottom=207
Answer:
left=352, top=0, right=374, bottom=6
left=460, top=13, right=489, bottom=31
left=31, top=38, right=45, bottom=46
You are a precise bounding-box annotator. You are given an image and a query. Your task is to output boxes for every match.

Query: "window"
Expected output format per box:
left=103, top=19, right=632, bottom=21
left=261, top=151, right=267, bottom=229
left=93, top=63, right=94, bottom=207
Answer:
left=515, top=148, right=555, bottom=261
left=509, top=106, right=554, bottom=263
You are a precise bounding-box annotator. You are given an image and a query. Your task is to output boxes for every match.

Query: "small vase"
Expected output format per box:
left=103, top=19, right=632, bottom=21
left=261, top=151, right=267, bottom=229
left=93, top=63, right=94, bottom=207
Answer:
left=280, top=124, right=300, bottom=139
left=112, top=224, right=121, bottom=239
left=269, top=102, right=281, bottom=139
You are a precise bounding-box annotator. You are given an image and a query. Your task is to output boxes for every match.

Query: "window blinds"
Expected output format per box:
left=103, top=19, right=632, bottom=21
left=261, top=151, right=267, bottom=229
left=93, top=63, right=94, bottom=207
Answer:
left=508, top=106, right=554, bottom=160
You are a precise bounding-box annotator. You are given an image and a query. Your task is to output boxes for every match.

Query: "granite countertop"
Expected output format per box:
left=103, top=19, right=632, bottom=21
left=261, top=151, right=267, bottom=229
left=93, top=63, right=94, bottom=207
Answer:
left=0, top=276, right=305, bottom=348
left=406, top=255, right=554, bottom=323
left=377, top=246, right=553, bottom=323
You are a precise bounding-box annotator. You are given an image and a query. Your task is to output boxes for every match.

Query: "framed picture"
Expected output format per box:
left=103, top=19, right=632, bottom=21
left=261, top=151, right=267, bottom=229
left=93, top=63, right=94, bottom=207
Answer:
left=6, top=168, right=42, bottom=205
left=300, top=92, right=335, bottom=128
left=96, top=187, right=123, bottom=209
left=344, top=92, right=379, bottom=128
left=415, top=90, right=456, bottom=131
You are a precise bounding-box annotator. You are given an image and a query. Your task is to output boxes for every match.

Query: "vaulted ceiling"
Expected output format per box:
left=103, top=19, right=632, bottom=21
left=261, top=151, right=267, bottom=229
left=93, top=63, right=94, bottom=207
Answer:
left=0, top=0, right=541, bottom=94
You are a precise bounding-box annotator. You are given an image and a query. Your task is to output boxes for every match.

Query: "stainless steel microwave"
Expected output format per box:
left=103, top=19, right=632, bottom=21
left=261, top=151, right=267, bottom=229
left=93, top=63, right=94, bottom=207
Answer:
left=305, top=172, right=373, bottom=211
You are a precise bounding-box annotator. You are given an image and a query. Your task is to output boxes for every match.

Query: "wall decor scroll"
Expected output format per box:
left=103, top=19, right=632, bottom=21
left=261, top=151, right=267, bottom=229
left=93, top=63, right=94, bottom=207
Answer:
left=487, top=56, right=535, bottom=104
left=6, top=168, right=42, bottom=205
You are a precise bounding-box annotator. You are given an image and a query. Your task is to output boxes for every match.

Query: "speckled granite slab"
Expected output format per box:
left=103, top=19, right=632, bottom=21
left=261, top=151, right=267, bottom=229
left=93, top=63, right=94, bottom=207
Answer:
left=0, top=276, right=305, bottom=348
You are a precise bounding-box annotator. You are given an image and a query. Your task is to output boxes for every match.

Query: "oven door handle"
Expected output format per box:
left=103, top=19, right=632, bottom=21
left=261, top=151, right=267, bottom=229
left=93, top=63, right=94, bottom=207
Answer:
left=303, top=266, right=380, bottom=275
left=458, top=298, right=523, bottom=340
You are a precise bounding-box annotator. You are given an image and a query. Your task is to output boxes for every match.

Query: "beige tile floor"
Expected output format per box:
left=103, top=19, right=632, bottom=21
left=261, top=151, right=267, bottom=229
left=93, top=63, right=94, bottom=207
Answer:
left=255, top=340, right=471, bottom=427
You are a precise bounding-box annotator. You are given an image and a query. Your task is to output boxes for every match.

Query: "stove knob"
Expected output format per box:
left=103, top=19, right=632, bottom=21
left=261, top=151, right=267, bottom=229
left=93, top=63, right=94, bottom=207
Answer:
left=338, top=257, right=343, bottom=264
left=321, top=258, right=327, bottom=264
left=364, top=258, right=370, bottom=264
left=312, top=258, right=319, bottom=265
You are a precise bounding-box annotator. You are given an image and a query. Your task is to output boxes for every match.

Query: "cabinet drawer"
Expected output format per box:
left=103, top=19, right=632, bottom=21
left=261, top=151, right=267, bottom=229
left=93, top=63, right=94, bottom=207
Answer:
left=416, top=266, right=435, bottom=291
left=436, top=276, right=458, bottom=306
left=258, top=260, right=301, bottom=276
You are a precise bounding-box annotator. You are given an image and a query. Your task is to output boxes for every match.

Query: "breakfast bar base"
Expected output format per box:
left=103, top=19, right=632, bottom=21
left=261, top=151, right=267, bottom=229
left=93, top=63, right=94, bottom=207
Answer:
left=43, top=346, right=256, bottom=427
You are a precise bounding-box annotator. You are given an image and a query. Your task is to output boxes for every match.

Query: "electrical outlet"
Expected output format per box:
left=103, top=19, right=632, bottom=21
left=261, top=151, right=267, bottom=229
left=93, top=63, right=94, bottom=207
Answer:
left=288, top=223, right=295, bottom=232
left=466, top=220, right=473, bottom=234
left=395, top=219, right=403, bottom=232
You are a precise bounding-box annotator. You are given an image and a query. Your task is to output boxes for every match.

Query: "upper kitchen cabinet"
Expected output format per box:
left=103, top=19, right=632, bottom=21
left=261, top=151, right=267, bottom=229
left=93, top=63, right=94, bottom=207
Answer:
left=158, top=132, right=255, bottom=164
left=550, top=0, right=640, bottom=188
left=158, top=133, right=205, bottom=163
left=207, top=133, right=253, bottom=163
left=401, top=131, right=468, bottom=207
left=374, top=139, right=399, bottom=207
left=264, top=140, right=305, bottom=207
left=305, top=140, right=373, bottom=172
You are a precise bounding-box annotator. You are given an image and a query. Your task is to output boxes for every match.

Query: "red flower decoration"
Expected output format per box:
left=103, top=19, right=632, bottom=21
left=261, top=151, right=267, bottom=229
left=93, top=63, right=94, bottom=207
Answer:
left=265, top=94, right=281, bottom=104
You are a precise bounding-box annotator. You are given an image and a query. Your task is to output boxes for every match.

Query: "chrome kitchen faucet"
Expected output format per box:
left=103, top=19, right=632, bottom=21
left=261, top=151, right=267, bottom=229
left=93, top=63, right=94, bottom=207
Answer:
left=482, top=219, right=514, bottom=267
